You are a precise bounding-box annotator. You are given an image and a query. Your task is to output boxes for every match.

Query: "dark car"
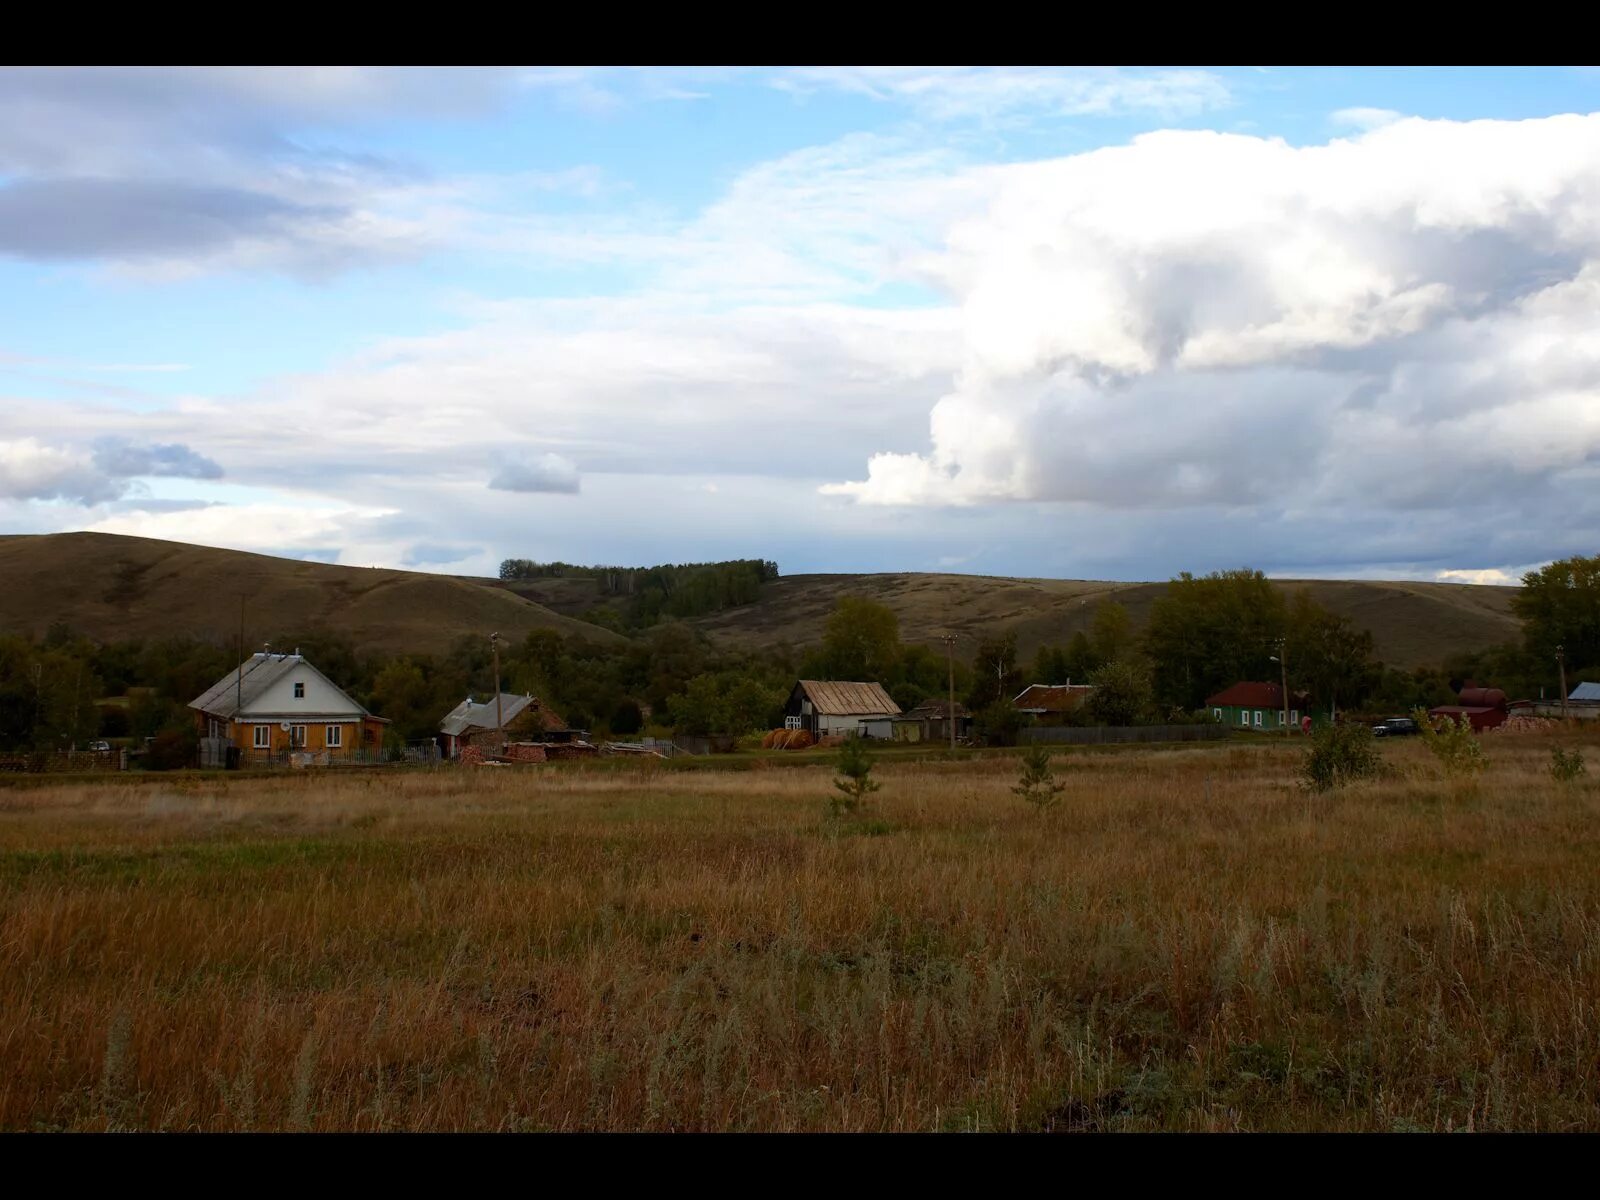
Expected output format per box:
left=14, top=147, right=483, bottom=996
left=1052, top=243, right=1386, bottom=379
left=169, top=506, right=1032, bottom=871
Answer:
left=1371, top=717, right=1420, bottom=737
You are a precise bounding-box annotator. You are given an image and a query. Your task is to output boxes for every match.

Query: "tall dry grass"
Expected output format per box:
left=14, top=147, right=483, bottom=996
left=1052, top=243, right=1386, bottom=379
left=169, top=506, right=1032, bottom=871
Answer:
left=3, top=736, right=1599, bottom=1131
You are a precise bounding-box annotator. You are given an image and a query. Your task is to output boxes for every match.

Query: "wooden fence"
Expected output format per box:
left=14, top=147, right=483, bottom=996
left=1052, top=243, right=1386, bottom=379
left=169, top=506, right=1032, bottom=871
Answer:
left=1020, top=724, right=1228, bottom=746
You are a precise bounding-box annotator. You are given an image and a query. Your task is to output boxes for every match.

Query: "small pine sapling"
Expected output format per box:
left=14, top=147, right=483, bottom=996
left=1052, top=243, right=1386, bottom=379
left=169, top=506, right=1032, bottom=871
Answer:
left=1013, top=744, right=1065, bottom=810
left=831, top=735, right=881, bottom=816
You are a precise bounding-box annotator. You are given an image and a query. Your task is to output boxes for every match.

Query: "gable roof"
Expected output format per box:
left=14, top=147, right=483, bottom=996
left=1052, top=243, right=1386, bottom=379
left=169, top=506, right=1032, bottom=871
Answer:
left=1205, top=681, right=1311, bottom=709
left=1012, top=683, right=1094, bottom=712
left=189, top=653, right=369, bottom=720
left=1570, top=681, right=1600, bottom=702
left=439, top=693, right=537, bottom=737
left=794, top=680, right=900, bottom=716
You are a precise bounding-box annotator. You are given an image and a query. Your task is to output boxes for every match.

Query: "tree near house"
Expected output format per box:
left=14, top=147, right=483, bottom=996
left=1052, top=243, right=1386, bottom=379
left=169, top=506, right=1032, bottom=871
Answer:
left=1144, top=569, right=1287, bottom=710
left=819, top=596, right=901, bottom=682
left=1090, top=600, right=1134, bottom=665
left=1285, top=591, right=1379, bottom=718
left=1084, top=658, right=1155, bottom=726
left=1512, top=553, right=1600, bottom=676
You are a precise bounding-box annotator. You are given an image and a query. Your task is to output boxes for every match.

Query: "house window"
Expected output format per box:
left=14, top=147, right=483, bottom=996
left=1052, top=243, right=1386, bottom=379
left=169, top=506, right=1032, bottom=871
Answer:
left=253, top=725, right=270, bottom=749
left=784, top=716, right=802, bottom=730
left=1239, top=710, right=1249, bottom=726
left=326, top=725, right=342, bottom=748
left=291, top=725, right=307, bottom=747
left=1253, top=710, right=1262, bottom=726
left=294, top=682, right=305, bottom=699
left=1213, top=708, right=1222, bottom=721
left=1290, top=710, right=1298, bottom=725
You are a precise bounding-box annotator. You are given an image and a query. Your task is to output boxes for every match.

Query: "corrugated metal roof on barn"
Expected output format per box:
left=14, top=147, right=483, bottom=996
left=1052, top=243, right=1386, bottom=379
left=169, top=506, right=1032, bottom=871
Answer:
left=795, top=680, right=901, bottom=716
left=1569, top=681, right=1600, bottom=702
left=439, top=693, right=536, bottom=736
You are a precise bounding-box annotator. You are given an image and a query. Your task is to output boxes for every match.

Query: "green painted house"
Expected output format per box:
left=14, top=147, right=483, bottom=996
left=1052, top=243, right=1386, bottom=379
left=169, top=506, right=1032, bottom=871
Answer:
left=1206, top=682, right=1310, bottom=732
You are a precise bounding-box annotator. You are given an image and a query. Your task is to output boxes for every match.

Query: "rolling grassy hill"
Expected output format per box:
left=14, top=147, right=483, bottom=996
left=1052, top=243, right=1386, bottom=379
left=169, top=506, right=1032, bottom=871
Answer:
left=497, top=569, right=1522, bottom=671
left=0, top=532, right=1521, bottom=669
left=0, top=532, right=621, bottom=657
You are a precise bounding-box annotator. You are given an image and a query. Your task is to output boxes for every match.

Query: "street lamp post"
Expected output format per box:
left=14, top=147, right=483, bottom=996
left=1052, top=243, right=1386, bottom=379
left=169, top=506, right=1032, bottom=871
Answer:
left=1271, top=637, right=1290, bottom=737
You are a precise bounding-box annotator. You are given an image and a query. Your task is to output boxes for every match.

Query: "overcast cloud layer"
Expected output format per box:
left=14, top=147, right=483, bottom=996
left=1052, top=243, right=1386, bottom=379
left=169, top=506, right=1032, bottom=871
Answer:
left=2, top=67, right=1598, bottom=584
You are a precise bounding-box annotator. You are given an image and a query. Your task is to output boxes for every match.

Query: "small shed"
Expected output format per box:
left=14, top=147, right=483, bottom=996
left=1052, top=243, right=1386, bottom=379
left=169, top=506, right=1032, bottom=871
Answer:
left=892, top=698, right=973, bottom=743
left=439, top=693, right=574, bottom=758
left=1430, top=686, right=1509, bottom=732
left=784, top=680, right=900, bottom=739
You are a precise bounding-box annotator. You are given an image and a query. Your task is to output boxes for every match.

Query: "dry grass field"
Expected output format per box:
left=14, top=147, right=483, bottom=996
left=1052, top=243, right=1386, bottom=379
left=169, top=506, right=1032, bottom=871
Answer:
left=4, top=736, right=1599, bottom=1132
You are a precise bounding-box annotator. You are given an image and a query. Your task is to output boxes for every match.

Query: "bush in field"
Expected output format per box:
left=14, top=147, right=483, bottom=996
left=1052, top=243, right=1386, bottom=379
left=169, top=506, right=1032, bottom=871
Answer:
left=1414, top=708, right=1486, bottom=779
left=976, top=700, right=1028, bottom=747
left=1301, top=721, right=1381, bottom=792
left=144, top=728, right=196, bottom=771
left=1550, top=746, right=1586, bottom=784
left=830, top=735, right=880, bottom=816
left=1012, top=745, right=1065, bottom=811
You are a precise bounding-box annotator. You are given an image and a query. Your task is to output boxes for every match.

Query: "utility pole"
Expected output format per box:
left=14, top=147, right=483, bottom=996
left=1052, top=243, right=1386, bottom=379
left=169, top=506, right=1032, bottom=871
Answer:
left=491, top=632, right=505, bottom=749
left=1558, top=644, right=1568, bottom=722
left=1279, top=638, right=1290, bottom=737
left=940, top=633, right=957, bottom=751
left=235, top=593, right=246, bottom=734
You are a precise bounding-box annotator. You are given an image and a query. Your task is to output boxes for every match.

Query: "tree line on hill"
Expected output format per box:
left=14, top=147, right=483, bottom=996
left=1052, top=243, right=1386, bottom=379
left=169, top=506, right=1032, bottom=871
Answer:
left=2, top=554, right=1593, bottom=758
left=497, top=557, right=780, bottom=631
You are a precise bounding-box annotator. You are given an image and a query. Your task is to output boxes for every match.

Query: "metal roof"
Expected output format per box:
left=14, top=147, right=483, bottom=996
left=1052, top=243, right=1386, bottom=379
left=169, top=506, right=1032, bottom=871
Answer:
left=439, top=693, right=536, bottom=736
left=1570, top=681, right=1600, bottom=702
left=1205, top=682, right=1311, bottom=709
left=1012, top=683, right=1095, bottom=712
left=794, top=680, right=901, bottom=716
left=189, top=653, right=369, bottom=720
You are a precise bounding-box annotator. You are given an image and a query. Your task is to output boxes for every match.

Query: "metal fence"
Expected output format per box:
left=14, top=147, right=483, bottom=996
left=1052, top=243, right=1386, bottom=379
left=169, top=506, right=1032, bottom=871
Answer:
left=1020, top=724, right=1229, bottom=746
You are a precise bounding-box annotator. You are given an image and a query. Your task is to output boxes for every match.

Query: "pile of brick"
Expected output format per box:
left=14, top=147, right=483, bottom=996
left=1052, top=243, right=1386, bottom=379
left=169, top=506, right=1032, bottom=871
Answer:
left=458, top=745, right=486, bottom=766
left=544, top=742, right=599, bottom=760
left=1487, top=715, right=1561, bottom=735
left=502, top=742, right=548, bottom=763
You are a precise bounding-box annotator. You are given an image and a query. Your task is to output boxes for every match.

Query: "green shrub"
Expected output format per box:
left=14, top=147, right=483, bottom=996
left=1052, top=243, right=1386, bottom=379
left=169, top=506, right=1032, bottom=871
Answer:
left=975, top=700, right=1028, bottom=747
left=1013, top=744, right=1065, bottom=811
left=1550, top=746, right=1586, bottom=784
left=830, top=735, right=881, bottom=816
left=1414, top=708, right=1486, bottom=779
left=1301, top=721, right=1381, bottom=792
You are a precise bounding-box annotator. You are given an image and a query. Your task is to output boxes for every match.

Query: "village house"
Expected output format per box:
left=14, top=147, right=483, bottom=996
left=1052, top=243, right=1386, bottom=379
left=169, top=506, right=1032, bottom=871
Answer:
left=189, top=650, right=390, bottom=765
left=438, top=693, right=575, bottom=759
left=784, top=680, right=900, bottom=739
left=1206, top=682, right=1310, bottom=732
left=1011, top=683, right=1095, bottom=725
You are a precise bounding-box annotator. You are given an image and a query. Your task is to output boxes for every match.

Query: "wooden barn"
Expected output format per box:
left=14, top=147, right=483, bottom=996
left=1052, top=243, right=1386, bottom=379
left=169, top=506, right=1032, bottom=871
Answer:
left=784, top=680, right=900, bottom=739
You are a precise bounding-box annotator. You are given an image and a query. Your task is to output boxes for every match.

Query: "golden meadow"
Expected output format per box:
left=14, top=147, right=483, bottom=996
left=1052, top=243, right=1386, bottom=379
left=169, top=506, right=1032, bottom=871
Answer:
left=4, top=735, right=1599, bottom=1131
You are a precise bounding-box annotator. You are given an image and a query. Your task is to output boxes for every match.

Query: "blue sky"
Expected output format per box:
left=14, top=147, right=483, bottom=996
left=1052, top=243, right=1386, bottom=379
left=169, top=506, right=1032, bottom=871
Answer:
left=3, top=66, right=1600, bottom=584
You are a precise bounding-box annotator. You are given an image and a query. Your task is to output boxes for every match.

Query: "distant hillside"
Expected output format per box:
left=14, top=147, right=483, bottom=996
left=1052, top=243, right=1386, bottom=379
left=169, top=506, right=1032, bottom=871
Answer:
left=0, top=533, right=1521, bottom=670
left=547, top=571, right=1517, bottom=672
left=0, top=532, right=622, bottom=657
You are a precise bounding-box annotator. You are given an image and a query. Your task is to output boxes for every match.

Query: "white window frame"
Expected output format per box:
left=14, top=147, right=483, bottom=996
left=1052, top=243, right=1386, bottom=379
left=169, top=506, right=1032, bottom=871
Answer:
left=1213, top=708, right=1222, bottom=721
left=1253, top=710, right=1262, bottom=727
left=1239, top=710, right=1249, bottom=726
left=1290, top=709, right=1298, bottom=725
left=325, top=725, right=342, bottom=748
left=253, top=725, right=270, bottom=749
left=293, top=682, right=305, bottom=699
left=784, top=715, right=802, bottom=730
left=291, top=724, right=307, bottom=748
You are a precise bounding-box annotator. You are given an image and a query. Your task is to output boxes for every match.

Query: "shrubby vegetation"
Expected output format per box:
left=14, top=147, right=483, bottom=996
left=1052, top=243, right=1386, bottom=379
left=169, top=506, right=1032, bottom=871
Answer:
left=1301, top=721, right=1382, bottom=792
left=498, top=557, right=779, bottom=630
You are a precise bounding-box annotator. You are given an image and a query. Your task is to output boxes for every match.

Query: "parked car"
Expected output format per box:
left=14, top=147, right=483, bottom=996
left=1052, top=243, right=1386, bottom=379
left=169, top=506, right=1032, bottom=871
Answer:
left=1371, top=717, right=1420, bottom=737
left=87, top=740, right=112, bottom=752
